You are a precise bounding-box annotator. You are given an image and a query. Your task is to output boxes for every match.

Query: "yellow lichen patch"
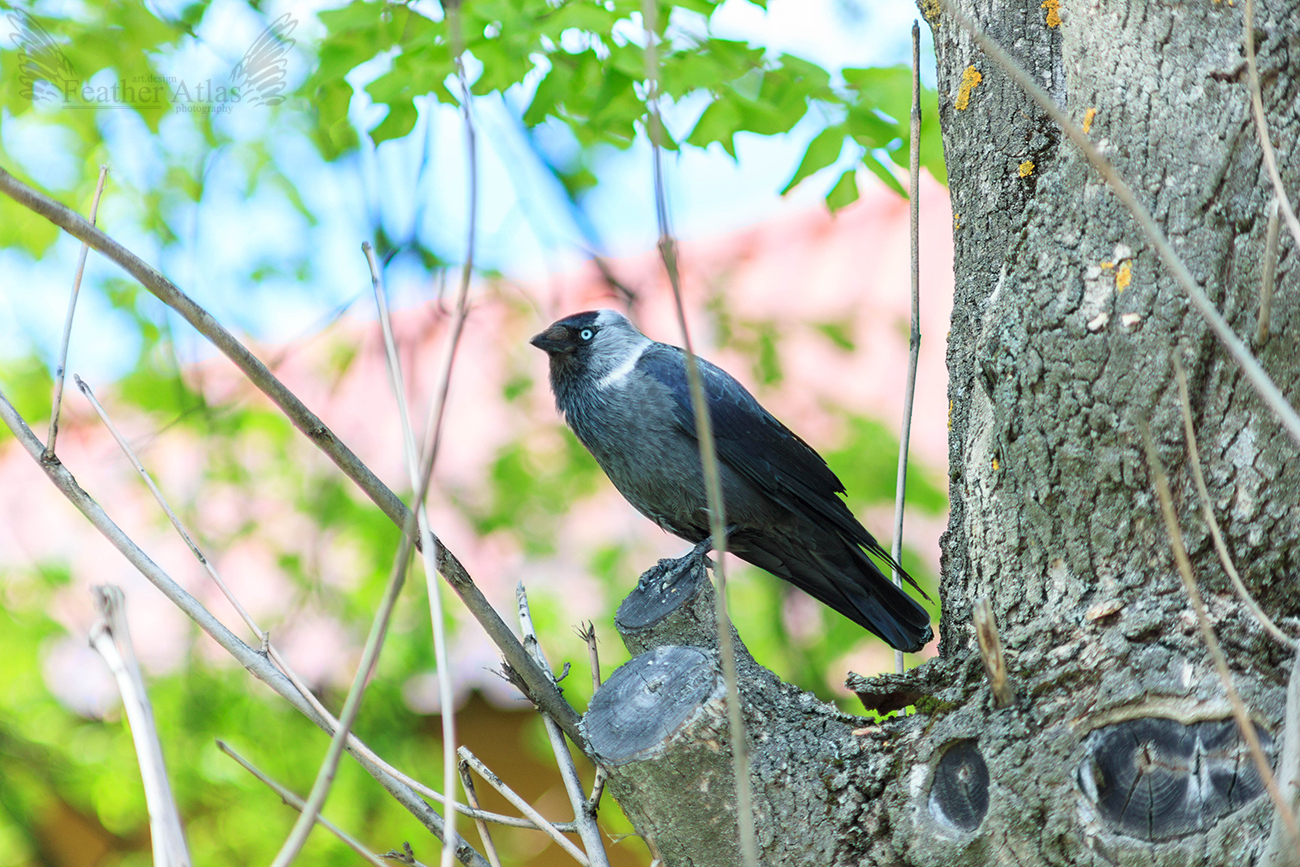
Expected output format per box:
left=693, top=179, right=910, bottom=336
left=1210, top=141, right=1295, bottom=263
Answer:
left=948, top=399, right=953, bottom=430
left=1018, top=160, right=1035, bottom=178
left=1116, top=261, right=1132, bottom=292
left=919, top=0, right=940, bottom=21
left=954, top=212, right=962, bottom=230
left=992, top=456, right=1000, bottom=472
left=1083, top=107, right=1097, bottom=134
left=1099, top=261, right=1114, bottom=270
left=955, top=66, right=982, bottom=111
left=1041, top=0, right=1061, bottom=27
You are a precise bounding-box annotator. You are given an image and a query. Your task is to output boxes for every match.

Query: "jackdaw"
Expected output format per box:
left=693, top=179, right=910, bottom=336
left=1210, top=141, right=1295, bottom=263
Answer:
left=530, top=309, right=933, bottom=652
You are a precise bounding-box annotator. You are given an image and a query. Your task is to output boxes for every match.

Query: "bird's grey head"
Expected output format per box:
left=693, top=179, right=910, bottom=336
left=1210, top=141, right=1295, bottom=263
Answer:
left=529, top=309, right=653, bottom=396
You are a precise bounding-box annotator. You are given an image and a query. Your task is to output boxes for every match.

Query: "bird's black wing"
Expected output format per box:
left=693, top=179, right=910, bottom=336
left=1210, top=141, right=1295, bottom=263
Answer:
left=637, top=344, right=916, bottom=584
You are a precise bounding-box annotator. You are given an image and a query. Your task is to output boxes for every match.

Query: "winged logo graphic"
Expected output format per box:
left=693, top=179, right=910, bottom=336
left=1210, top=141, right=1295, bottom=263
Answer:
left=8, top=10, right=76, bottom=104
left=229, top=13, right=296, bottom=107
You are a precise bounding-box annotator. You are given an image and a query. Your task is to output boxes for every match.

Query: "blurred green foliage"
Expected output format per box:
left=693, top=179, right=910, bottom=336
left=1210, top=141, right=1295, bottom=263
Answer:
left=309, top=0, right=944, bottom=205
left=0, top=0, right=947, bottom=864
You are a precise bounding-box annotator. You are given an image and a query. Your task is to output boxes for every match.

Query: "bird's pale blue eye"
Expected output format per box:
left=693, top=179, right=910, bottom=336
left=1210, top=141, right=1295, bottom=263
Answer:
left=579, top=328, right=594, bottom=341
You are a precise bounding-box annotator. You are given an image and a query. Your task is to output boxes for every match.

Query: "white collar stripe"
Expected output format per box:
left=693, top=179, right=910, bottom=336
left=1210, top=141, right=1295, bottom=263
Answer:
left=597, top=343, right=648, bottom=390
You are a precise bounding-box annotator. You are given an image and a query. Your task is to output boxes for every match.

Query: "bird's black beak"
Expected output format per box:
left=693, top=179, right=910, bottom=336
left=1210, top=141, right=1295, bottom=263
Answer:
left=530, top=325, right=572, bottom=354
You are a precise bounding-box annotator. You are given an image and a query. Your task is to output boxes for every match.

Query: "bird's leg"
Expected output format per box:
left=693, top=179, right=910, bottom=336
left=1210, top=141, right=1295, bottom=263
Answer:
left=686, top=522, right=739, bottom=557
left=688, top=535, right=716, bottom=558
left=695, top=523, right=738, bottom=556
left=664, top=524, right=738, bottom=586
left=635, top=527, right=740, bottom=593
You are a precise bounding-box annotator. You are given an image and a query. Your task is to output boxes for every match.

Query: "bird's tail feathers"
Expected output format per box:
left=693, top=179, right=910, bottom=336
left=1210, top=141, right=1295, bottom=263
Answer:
left=732, top=534, right=932, bottom=653
left=822, top=546, right=931, bottom=652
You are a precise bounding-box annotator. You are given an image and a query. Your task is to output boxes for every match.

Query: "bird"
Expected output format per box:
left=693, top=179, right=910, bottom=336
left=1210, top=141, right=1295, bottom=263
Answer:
left=530, top=309, right=933, bottom=653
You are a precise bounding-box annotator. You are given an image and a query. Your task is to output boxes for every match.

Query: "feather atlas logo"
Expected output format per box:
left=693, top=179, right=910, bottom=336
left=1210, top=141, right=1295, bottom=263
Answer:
left=229, top=13, right=296, bottom=107
left=4, top=10, right=296, bottom=113
left=7, top=9, right=75, bottom=104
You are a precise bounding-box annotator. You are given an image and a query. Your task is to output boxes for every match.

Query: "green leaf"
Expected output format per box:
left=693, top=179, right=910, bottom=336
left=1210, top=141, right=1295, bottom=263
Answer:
left=0, top=193, right=60, bottom=256
left=919, top=86, right=948, bottom=184
left=608, top=43, right=645, bottom=80
left=773, top=53, right=832, bottom=95
left=659, top=39, right=763, bottom=99
left=671, top=0, right=721, bottom=14
left=537, top=3, right=617, bottom=37
left=368, top=99, right=419, bottom=146
left=861, top=154, right=906, bottom=198
left=816, top=321, right=856, bottom=351
left=825, top=167, right=859, bottom=211
left=845, top=104, right=901, bottom=151
left=0, top=354, right=54, bottom=430
left=588, top=75, right=641, bottom=144
left=311, top=78, right=359, bottom=159
left=781, top=124, right=846, bottom=195
left=841, top=65, right=911, bottom=124
left=686, top=96, right=741, bottom=158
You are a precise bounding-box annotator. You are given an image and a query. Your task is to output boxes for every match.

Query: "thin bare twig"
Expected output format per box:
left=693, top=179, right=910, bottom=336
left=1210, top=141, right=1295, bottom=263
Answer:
left=1243, top=0, right=1300, bottom=251
left=46, top=165, right=108, bottom=459
left=0, top=167, right=581, bottom=747
left=419, top=0, right=478, bottom=498
left=401, top=13, right=483, bottom=861
left=517, top=584, right=611, bottom=867
left=90, top=586, right=191, bottom=867
left=458, top=746, right=590, bottom=866
left=381, top=841, right=430, bottom=867
left=891, top=21, right=926, bottom=678
left=0, top=389, right=489, bottom=867
left=365, top=21, right=484, bottom=863
left=75, top=372, right=575, bottom=839
left=1141, top=423, right=1300, bottom=856
left=1257, top=197, right=1281, bottom=346
left=577, top=622, right=601, bottom=691
left=1173, top=360, right=1295, bottom=648
left=364, top=240, right=461, bottom=867
left=585, top=767, right=608, bottom=817
left=75, top=376, right=544, bottom=832
left=458, top=761, right=504, bottom=867
left=75, top=376, right=265, bottom=640
left=218, top=740, right=390, bottom=867
left=936, top=1, right=1300, bottom=448
left=1262, top=651, right=1300, bottom=867
left=640, top=6, right=758, bottom=866
left=271, top=532, right=424, bottom=865
left=576, top=621, right=610, bottom=810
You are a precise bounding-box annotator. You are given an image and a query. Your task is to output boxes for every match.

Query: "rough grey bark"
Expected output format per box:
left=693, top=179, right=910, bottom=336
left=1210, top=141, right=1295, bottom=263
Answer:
left=584, top=555, right=918, bottom=866
left=585, top=1, right=1300, bottom=864
left=924, top=0, right=1299, bottom=861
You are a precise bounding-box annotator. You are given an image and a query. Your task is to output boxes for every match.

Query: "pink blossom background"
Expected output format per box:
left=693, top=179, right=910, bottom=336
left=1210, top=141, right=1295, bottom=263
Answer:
left=0, top=175, right=954, bottom=716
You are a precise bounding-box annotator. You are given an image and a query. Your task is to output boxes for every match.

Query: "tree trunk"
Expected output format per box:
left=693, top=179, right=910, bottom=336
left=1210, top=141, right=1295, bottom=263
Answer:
left=930, top=0, right=1300, bottom=862
left=583, top=1, right=1300, bottom=863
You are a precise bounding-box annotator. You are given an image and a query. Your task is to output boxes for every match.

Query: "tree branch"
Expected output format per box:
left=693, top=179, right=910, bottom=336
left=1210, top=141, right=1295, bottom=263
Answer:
left=218, top=740, right=392, bottom=867
left=0, top=388, right=489, bottom=867
left=90, top=586, right=191, bottom=867
left=891, top=20, right=926, bottom=676
left=46, top=164, right=107, bottom=459
left=1242, top=0, right=1300, bottom=251
left=0, top=165, right=584, bottom=750
left=639, top=6, right=758, bottom=865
